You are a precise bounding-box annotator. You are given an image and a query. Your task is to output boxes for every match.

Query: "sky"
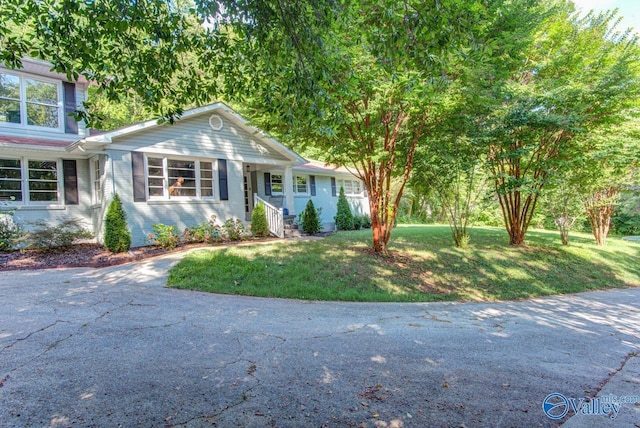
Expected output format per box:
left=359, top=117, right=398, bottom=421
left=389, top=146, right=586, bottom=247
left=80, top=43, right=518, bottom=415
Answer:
left=571, top=0, right=640, bottom=34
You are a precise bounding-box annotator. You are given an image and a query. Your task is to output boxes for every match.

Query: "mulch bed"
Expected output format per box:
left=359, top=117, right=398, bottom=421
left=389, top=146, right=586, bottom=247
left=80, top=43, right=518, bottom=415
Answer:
left=0, top=238, right=282, bottom=271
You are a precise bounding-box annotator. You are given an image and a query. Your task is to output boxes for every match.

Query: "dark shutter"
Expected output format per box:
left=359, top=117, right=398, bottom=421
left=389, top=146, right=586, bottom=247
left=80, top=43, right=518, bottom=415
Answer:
left=131, top=152, right=146, bottom=202
left=63, top=160, right=79, bottom=205
left=264, top=172, right=272, bottom=196
left=218, top=159, right=228, bottom=201
left=310, top=175, right=316, bottom=196
left=331, top=177, right=337, bottom=196
left=63, top=82, right=78, bottom=134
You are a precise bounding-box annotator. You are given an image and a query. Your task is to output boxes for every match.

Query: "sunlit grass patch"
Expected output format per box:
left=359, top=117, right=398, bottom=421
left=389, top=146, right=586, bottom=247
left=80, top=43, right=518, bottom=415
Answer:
left=167, top=225, right=640, bottom=302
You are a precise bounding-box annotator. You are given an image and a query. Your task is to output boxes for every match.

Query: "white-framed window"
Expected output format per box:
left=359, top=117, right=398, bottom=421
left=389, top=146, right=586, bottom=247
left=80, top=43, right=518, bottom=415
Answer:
left=146, top=155, right=216, bottom=200
left=293, top=175, right=308, bottom=194
left=270, top=173, right=283, bottom=194
left=0, top=71, right=63, bottom=131
left=339, top=179, right=363, bottom=196
left=90, top=156, right=103, bottom=205
left=0, top=157, right=61, bottom=204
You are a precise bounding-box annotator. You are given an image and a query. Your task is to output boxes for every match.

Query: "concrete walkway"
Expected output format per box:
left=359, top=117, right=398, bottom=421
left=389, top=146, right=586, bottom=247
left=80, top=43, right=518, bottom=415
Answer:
left=0, top=253, right=638, bottom=427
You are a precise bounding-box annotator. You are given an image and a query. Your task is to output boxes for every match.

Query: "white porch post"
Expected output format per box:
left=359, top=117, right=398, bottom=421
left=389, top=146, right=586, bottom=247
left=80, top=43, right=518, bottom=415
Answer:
left=283, top=165, right=295, bottom=215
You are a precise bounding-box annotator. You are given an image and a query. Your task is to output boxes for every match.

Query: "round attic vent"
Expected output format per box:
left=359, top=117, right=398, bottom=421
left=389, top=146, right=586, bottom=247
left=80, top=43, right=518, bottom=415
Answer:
left=209, top=114, right=223, bottom=131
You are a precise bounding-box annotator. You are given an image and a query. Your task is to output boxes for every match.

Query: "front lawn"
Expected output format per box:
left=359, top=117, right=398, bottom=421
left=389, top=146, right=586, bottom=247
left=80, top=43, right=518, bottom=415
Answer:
left=167, top=225, right=640, bottom=302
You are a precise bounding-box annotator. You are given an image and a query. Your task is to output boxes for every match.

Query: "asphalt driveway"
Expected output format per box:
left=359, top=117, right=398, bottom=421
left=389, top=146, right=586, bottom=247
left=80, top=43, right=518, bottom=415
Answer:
left=1, top=251, right=639, bottom=427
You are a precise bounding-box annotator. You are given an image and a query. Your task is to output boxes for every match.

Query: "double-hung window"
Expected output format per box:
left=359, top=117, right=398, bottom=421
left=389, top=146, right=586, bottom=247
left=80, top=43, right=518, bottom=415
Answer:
left=270, top=174, right=283, bottom=194
left=339, top=179, right=363, bottom=196
left=293, top=175, right=308, bottom=194
left=146, top=156, right=215, bottom=199
left=0, top=72, right=63, bottom=131
left=0, top=157, right=61, bottom=204
left=91, top=157, right=103, bottom=205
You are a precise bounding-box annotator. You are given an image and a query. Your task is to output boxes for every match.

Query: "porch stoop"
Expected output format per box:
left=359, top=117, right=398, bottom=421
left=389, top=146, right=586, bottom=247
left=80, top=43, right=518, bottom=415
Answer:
left=283, top=215, right=303, bottom=238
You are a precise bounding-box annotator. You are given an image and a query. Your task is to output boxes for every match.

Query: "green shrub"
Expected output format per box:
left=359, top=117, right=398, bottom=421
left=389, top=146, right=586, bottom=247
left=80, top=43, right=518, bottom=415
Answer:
left=360, top=214, right=372, bottom=228
left=27, top=219, right=93, bottom=251
left=251, top=202, right=270, bottom=237
left=104, top=194, right=131, bottom=253
left=0, top=211, right=24, bottom=251
left=335, top=186, right=354, bottom=230
left=301, top=199, right=322, bottom=235
left=183, top=217, right=222, bottom=244
left=352, top=215, right=363, bottom=230
left=222, top=219, right=249, bottom=241
left=150, top=223, right=180, bottom=249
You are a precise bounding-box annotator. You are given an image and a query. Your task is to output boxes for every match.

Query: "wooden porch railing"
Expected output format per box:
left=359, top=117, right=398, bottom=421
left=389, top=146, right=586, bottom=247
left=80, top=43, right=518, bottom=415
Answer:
left=254, top=194, right=284, bottom=238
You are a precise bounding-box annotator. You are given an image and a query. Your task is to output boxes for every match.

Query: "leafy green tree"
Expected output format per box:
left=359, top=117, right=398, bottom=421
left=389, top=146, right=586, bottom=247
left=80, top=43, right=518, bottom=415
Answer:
left=104, top=194, right=131, bottom=253
left=251, top=202, right=269, bottom=238
left=569, top=113, right=640, bottom=245
left=243, top=0, right=540, bottom=253
left=301, top=200, right=322, bottom=235
left=612, top=185, right=640, bottom=235
left=413, top=130, right=488, bottom=248
left=0, top=0, right=338, bottom=125
left=483, top=6, right=640, bottom=245
left=539, top=178, right=585, bottom=245
left=335, top=187, right=354, bottom=231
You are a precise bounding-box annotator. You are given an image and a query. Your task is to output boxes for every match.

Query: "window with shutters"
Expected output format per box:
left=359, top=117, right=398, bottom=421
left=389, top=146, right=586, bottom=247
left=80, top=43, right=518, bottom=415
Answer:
left=0, top=157, right=62, bottom=204
left=0, top=71, right=64, bottom=131
left=338, top=179, right=363, bottom=196
left=293, top=175, right=308, bottom=194
left=270, top=174, right=283, bottom=194
left=146, top=156, right=216, bottom=200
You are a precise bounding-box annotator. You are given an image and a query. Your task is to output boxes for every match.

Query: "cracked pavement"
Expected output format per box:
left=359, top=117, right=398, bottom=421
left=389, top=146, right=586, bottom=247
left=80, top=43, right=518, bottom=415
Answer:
left=0, top=250, right=639, bottom=427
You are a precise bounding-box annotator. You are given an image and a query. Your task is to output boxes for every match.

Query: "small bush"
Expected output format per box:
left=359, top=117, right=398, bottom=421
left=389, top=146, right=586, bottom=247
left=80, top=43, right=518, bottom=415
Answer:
left=0, top=211, right=24, bottom=251
left=150, top=223, right=180, bottom=249
left=352, top=215, right=363, bottom=230
left=301, top=199, right=322, bottom=235
left=183, top=217, right=222, bottom=244
left=104, top=194, right=131, bottom=253
left=27, top=219, right=93, bottom=251
left=335, top=186, right=354, bottom=230
left=222, top=218, right=249, bottom=241
left=251, top=202, right=270, bottom=237
left=360, top=214, right=372, bottom=228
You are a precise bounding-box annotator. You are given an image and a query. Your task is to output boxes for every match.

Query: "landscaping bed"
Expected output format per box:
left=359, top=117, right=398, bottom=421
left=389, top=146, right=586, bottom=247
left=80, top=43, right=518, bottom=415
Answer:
left=0, top=237, right=280, bottom=271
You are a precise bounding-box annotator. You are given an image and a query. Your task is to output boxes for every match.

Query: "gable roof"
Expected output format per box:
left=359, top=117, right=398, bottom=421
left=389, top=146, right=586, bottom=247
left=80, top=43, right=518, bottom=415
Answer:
left=69, top=102, right=306, bottom=164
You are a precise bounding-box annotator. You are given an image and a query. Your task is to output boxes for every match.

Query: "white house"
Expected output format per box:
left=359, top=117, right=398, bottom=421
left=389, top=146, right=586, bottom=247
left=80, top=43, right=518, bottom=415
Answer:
left=0, top=59, right=369, bottom=247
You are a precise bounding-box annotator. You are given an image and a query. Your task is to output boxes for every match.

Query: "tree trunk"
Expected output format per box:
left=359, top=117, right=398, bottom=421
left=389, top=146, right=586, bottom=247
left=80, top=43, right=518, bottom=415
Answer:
left=584, top=187, right=618, bottom=246
left=496, top=189, right=532, bottom=246
left=369, top=198, right=386, bottom=253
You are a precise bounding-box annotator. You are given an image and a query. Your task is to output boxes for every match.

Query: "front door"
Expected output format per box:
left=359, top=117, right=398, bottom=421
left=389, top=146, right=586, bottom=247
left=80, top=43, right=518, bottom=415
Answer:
left=243, top=172, right=253, bottom=221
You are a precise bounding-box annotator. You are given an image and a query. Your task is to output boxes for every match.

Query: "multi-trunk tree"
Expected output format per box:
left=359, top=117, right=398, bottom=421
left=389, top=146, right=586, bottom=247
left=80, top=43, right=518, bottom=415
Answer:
left=244, top=0, right=542, bottom=253
left=483, top=5, right=640, bottom=245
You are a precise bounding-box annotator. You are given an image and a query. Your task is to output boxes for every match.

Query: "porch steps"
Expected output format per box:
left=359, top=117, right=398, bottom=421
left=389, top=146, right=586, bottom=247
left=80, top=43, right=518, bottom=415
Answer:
left=283, top=215, right=303, bottom=238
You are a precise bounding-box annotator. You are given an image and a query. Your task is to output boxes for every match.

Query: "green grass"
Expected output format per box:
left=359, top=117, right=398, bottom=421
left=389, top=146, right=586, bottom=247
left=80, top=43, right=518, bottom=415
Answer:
left=167, top=225, right=640, bottom=302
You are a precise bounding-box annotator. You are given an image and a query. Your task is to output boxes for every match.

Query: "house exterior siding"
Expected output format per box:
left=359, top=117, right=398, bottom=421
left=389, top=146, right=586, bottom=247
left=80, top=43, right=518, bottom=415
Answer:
left=9, top=158, right=93, bottom=232
left=257, top=167, right=370, bottom=231
left=103, top=149, right=247, bottom=247
left=109, top=114, right=289, bottom=164
left=1, top=60, right=368, bottom=247
left=292, top=174, right=369, bottom=231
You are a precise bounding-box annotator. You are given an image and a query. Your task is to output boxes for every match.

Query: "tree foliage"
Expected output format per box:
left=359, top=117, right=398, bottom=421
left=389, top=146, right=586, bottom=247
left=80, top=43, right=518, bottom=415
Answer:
left=0, top=0, right=337, bottom=125
left=484, top=4, right=640, bottom=245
